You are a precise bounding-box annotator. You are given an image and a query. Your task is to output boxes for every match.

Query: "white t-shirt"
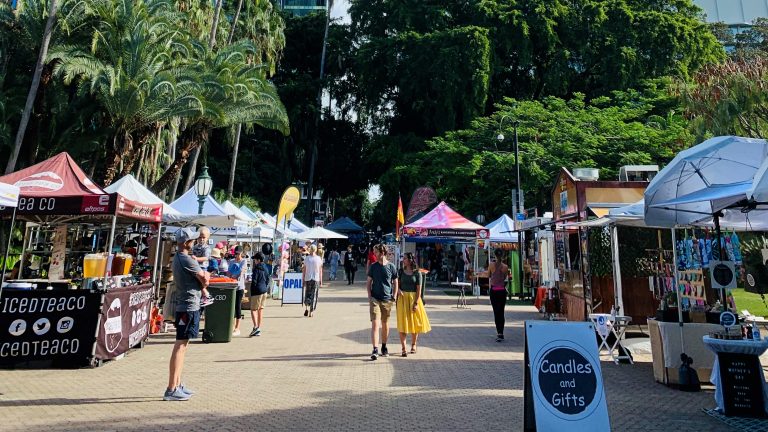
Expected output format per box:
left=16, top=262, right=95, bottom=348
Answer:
left=304, top=255, right=323, bottom=281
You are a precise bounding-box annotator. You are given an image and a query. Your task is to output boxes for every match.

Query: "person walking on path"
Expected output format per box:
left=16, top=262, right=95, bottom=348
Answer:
left=328, top=248, right=340, bottom=281
left=228, top=246, right=247, bottom=336
left=303, top=244, right=323, bottom=317
left=249, top=252, right=270, bottom=337
left=343, top=245, right=356, bottom=285
left=164, top=227, right=210, bottom=401
left=367, top=244, right=399, bottom=360
left=366, top=245, right=377, bottom=274
left=488, top=248, right=511, bottom=342
left=396, top=252, right=431, bottom=357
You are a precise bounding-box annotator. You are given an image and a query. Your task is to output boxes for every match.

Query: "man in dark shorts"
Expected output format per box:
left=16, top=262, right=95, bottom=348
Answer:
left=367, top=244, right=399, bottom=360
left=249, top=252, right=270, bottom=337
left=164, top=227, right=209, bottom=401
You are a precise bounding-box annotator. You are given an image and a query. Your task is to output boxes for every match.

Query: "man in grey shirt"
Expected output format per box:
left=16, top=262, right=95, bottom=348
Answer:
left=164, top=227, right=209, bottom=402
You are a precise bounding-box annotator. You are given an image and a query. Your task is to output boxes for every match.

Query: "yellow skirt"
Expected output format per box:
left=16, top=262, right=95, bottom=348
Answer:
left=396, top=291, right=431, bottom=334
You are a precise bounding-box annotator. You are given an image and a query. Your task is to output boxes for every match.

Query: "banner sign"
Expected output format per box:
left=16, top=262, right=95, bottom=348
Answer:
left=281, top=272, right=304, bottom=305
left=404, top=227, right=488, bottom=239
left=524, top=321, right=610, bottom=432
left=277, top=186, right=301, bottom=230
left=95, top=284, right=153, bottom=360
left=0, top=289, right=102, bottom=367
left=718, top=352, right=766, bottom=418
left=115, top=195, right=162, bottom=223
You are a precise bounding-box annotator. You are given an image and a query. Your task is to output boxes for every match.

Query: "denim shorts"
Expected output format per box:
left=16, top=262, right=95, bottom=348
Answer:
left=175, top=310, right=201, bottom=340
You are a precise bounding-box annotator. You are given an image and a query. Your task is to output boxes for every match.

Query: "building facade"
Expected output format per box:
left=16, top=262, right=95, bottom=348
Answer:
left=279, top=0, right=327, bottom=17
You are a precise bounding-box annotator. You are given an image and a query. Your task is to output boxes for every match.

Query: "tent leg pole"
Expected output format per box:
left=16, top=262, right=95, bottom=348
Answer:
left=611, top=224, right=624, bottom=319
left=152, top=223, right=163, bottom=296
left=713, top=213, right=725, bottom=306
left=104, top=215, right=118, bottom=288
left=671, top=228, right=685, bottom=355
left=0, top=206, right=18, bottom=302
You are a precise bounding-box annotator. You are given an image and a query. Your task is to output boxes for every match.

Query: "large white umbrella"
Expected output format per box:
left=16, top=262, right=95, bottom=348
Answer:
left=300, top=226, right=347, bottom=240
left=644, top=136, right=768, bottom=228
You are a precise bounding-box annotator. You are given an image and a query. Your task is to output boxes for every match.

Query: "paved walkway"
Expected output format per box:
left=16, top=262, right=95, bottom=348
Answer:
left=0, top=273, right=734, bottom=431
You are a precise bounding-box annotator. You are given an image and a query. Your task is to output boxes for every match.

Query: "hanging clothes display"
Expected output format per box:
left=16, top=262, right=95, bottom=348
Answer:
left=731, top=231, right=743, bottom=265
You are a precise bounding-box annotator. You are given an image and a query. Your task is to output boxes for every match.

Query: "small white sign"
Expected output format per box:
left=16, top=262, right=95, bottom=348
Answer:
left=282, top=272, right=304, bottom=305
left=525, top=321, right=610, bottom=431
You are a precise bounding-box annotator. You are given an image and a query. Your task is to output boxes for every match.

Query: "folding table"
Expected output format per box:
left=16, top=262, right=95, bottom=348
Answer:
left=589, top=313, right=634, bottom=364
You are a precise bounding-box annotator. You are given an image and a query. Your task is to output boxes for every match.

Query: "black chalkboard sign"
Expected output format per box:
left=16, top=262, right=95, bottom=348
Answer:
left=718, top=352, right=766, bottom=418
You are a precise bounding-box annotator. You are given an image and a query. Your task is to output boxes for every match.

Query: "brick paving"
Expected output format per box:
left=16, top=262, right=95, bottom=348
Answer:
left=0, top=272, right=739, bottom=431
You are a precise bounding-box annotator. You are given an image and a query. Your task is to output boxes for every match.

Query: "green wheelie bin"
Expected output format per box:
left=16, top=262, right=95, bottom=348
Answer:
left=202, top=283, right=237, bottom=343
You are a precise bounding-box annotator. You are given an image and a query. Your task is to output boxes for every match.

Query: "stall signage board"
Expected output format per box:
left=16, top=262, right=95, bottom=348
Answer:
left=524, top=321, right=610, bottom=432
left=95, top=284, right=153, bottom=360
left=281, top=272, right=304, bottom=305
left=0, top=290, right=102, bottom=367
left=49, top=225, right=67, bottom=280
left=718, top=352, right=766, bottom=418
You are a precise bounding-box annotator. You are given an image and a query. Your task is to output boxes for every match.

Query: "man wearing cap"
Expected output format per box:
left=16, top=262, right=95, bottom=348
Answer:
left=164, top=228, right=210, bottom=401
left=228, top=245, right=247, bottom=336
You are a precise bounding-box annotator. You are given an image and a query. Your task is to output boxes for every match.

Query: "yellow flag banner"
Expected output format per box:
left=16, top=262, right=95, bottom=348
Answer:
left=277, top=186, right=301, bottom=228
left=396, top=195, right=405, bottom=240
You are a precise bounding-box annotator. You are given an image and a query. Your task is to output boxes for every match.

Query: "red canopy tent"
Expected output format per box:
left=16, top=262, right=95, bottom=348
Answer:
left=404, top=201, right=488, bottom=240
left=0, top=152, right=161, bottom=223
left=0, top=152, right=163, bottom=287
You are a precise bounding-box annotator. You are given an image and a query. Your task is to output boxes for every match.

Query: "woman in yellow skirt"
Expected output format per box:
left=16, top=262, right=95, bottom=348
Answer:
left=396, top=252, right=431, bottom=357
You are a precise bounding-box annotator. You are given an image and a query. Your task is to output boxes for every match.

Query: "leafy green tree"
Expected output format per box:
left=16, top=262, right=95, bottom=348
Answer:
left=391, top=83, right=690, bottom=222
left=348, top=0, right=722, bottom=230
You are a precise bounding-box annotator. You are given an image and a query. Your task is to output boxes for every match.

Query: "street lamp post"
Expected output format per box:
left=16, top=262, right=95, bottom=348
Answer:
left=194, top=166, right=213, bottom=215
left=497, top=117, right=526, bottom=300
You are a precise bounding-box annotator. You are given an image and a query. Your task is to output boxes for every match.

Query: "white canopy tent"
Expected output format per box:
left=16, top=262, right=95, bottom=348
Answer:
left=0, top=181, right=21, bottom=291
left=644, top=136, right=768, bottom=228
left=168, top=188, right=250, bottom=232
left=300, top=226, right=347, bottom=240
left=104, top=174, right=180, bottom=217
left=485, top=214, right=520, bottom=242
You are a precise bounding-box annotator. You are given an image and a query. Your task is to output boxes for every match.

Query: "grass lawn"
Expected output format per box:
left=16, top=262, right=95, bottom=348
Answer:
left=732, top=288, right=768, bottom=317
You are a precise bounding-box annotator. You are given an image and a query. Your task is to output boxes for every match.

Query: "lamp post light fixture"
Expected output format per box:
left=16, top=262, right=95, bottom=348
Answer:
left=497, top=116, right=525, bottom=299
left=194, top=165, right=213, bottom=215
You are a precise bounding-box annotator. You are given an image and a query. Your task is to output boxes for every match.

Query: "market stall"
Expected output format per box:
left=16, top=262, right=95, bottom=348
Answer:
left=0, top=153, right=162, bottom=368
left=402, top=202, right=488, bottom=296
left=642, top=136, right=768, bottom=392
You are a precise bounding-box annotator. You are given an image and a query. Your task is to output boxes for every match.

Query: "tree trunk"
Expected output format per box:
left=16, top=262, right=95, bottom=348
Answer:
left=227, top=123, right=242, bottom=199
left=208, top=0, right=224, bottom=49
left=135, top=145, right=147, bottom=181
left=120, top=124, right=157, bottom=177
left=226, top=0, right=244, bottom=45
left=102, top=131, right=126, bottom=186
left=151, top=123, right=209, bottom=195
left=6, top=0, right=59, bottom=174
left=182, top=145, right=201, bottom=192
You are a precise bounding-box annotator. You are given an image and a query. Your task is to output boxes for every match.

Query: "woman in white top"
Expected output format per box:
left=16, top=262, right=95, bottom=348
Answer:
left=302, top=244, right=323, bottom=317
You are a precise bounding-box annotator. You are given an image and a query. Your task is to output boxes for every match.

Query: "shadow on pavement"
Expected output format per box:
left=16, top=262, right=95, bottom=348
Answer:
left=34, top=389, right=521, bottom=432
left=0, top=397, right=159, bottom=407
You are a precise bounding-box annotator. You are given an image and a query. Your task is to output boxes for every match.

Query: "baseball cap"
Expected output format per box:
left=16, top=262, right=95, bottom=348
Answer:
left=176, top=227, right=200, bottom=243
left=234, top=245, right=243, bottom=254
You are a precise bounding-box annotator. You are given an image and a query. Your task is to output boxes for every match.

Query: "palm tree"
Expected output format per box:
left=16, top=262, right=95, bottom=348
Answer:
left=49, top=0, right=200, bottom=185
left=5, top=0, right=58, bottom=174
left=151, top=40, right=289, bottom=194
left=224, top=0, right=285, bottom=198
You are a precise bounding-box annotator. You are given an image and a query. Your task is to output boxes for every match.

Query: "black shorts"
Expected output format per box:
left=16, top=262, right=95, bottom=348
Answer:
left=175, top=310, right=201, bottom=340
left=234, top=289, right=244, bottom=319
